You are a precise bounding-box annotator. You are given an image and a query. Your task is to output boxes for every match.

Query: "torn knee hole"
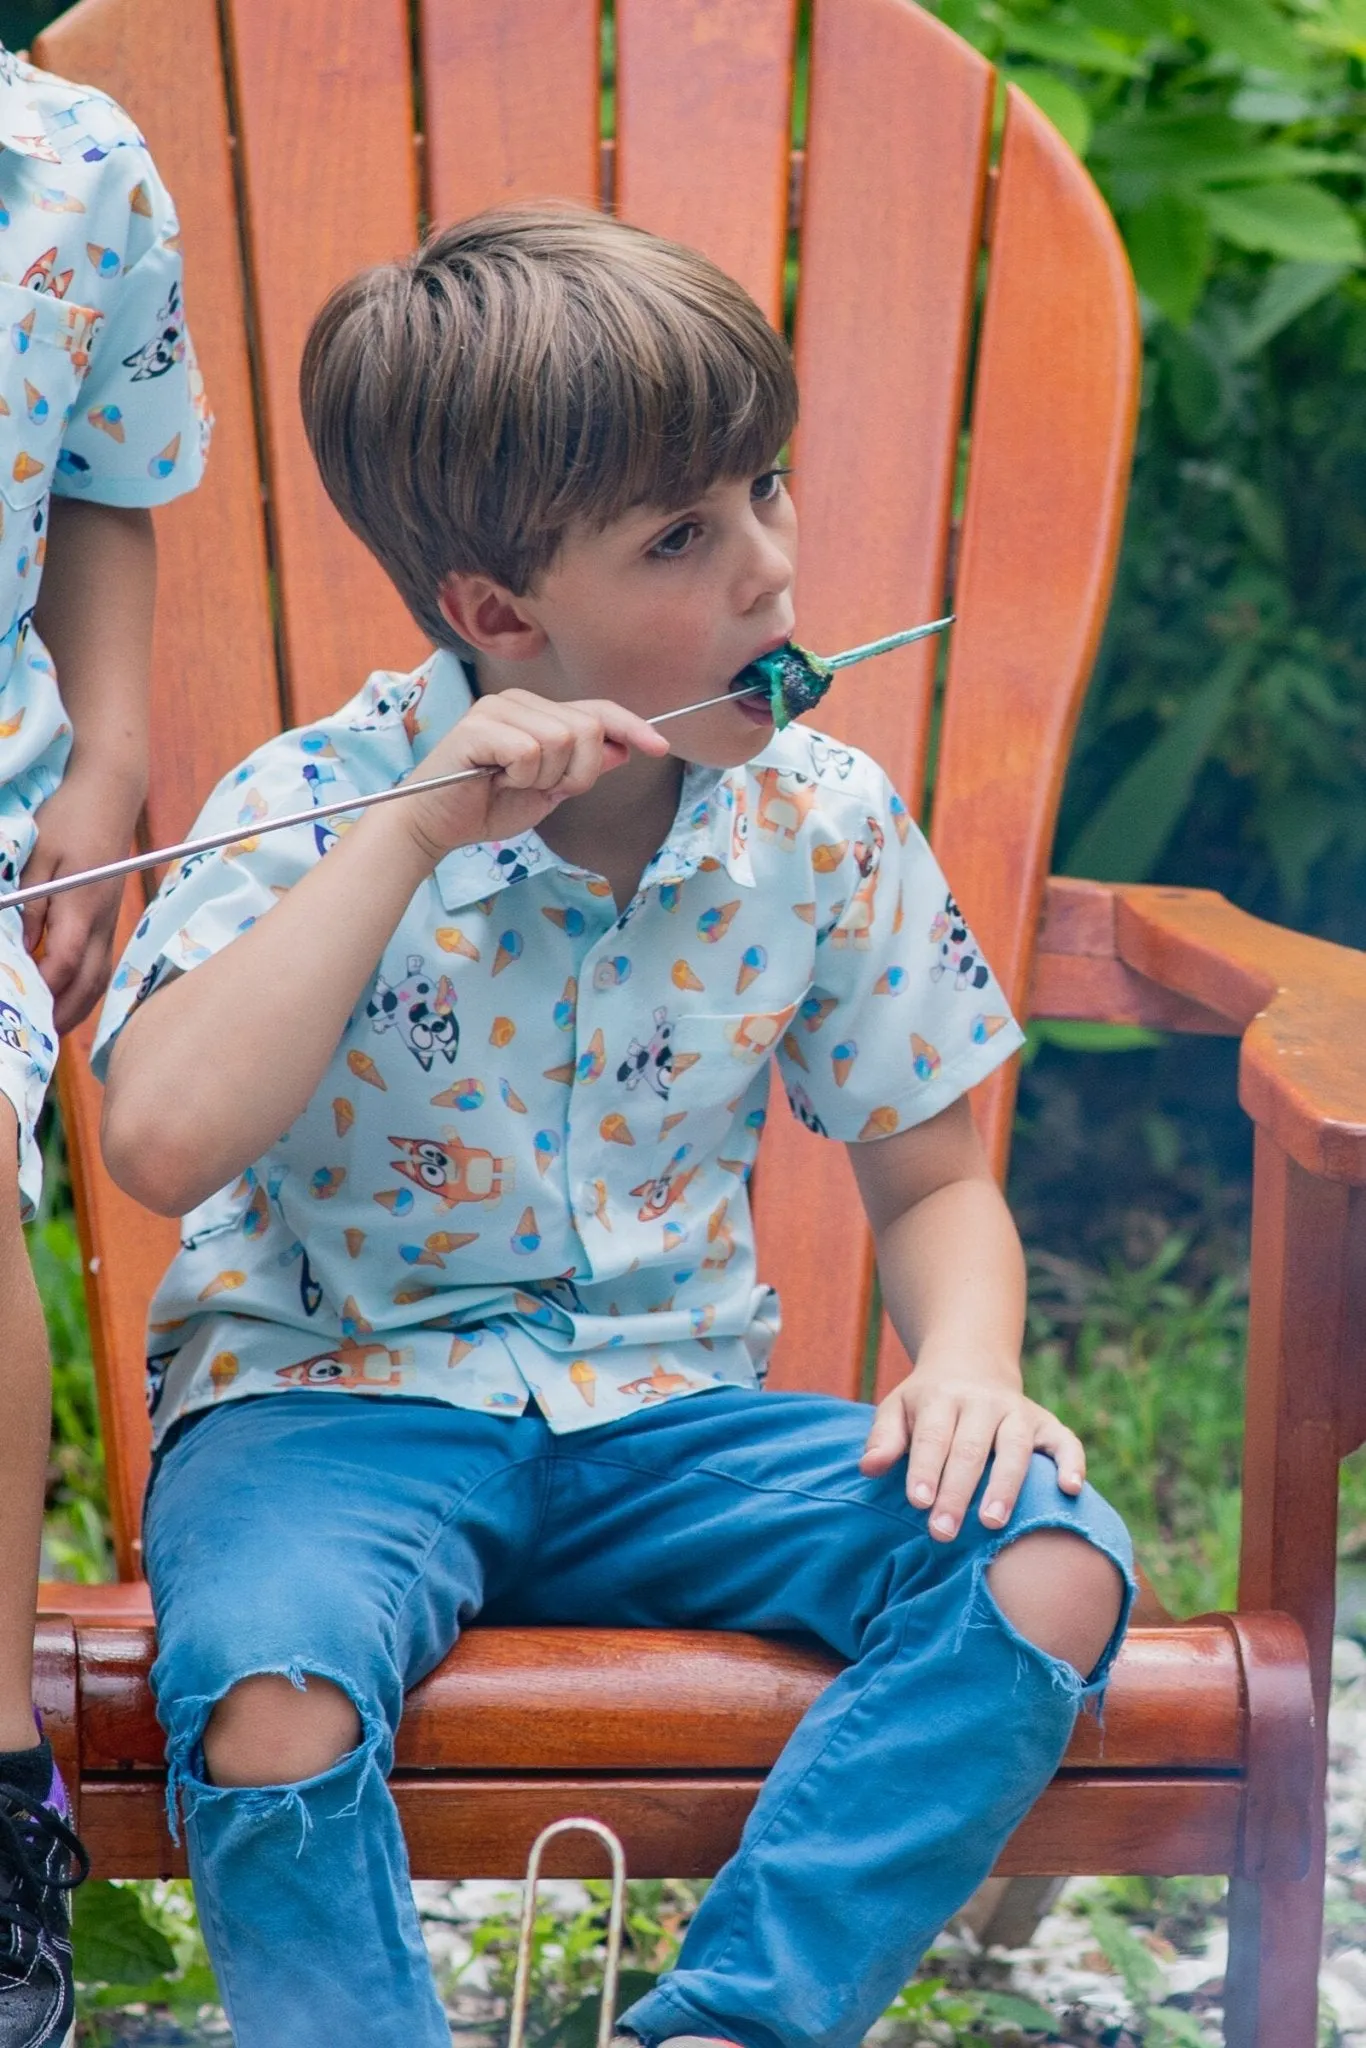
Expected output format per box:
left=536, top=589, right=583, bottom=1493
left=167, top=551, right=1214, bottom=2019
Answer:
left=986, top=1529, right=1126, bottom=1678
left=202, top=1670, right=364, bottom=1789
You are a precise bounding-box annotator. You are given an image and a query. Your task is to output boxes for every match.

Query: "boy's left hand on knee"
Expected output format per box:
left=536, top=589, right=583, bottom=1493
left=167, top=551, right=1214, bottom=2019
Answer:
left=858, top=1362, right=1087, bottom=1541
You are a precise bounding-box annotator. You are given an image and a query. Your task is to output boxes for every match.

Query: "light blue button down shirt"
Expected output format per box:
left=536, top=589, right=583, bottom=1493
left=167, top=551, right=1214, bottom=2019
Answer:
left=95, top=652, right=1024, bottom=1442
left=0, top=45, right=209, bottom=1211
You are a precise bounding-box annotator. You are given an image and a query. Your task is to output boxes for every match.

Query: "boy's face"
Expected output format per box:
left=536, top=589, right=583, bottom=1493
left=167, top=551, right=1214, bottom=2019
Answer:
left=447, top=468, right=798, bottom=769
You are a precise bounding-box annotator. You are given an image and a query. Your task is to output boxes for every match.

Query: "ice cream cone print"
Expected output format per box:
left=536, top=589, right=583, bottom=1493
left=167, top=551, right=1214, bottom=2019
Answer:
left=662, top=1221, right=686, bottom=1252
left=592, top=955, right=630, bottom=988
left=799, top=994, right=838, bottom=1032
left=374, top=1187, right=415, bottom=1214
left=696, top=901, right=740, bottom=943
left=541, top=905, right=586, bottom=935
left=493, top=930, right=523, bottom=974
left=435, top=926, right=480, bottom=959
left=393, top=1282, right=440, bottom=1305
left=584, top=876, right=613, bottom=897
left=340, top=1295, right=373, bottom=1337
left=543, top=1061, right=575, bottom=1085
left=511, top=1206, right=541, bottom=1255
left=489, top=1016, right=516, bottom=1047
left=448, top=1335, right=480, bottom=1366
left=553, top=977, right=577, bottom=1030
left=570, top=1358, right=597, bottom=1407
left=875, top=967, right=907, bottom=995
left=344, top=1228, right=366, bottom=1258
left=832, top=1040, right=857, bottom=1086
left=736, top=944, right=767, bottom=993
left=198, top=1270, right=246, bottom=1300
left=660, top=1111, right=687, bottom=1136
left=333, top=1097, right=355, bottom=1136
left=671, top=959, right=704, bottom=992
left=972, top=1014, right=1009, bottom=1044
left=858, top=1107, right=899, bottom=1141
left=0, top=713, right=26, bottom=738
left=129, top=181, right=153, bottom=215
left=499, top=1079, right=528, bottom=1113
left=310, top=1166, right=346, bottom=1199
left=911, top=1033, right=941, bottom=1080
left=347, top=1049, right=386, bottom=1090
left=811, top=840, right=849, bottom=873
left=428, top=1230, right=477, bottom=1256
left=576, top=1029, right=606, bottom=1083
left=11, top=452, right=44, bottom=484
left=583, top=1179, right=612, bottom=1229
left=599, top=1112, right=634, bottom=1145
left=671, top=1051, right=701, bottom=1079
left=793, top=902, right=816, bottom=923
left=534, top=1129, right=560, bottom=1175
left=209, top=1352, right=239, bottom=1398
left=431, top=1078, right=485, bottom=1111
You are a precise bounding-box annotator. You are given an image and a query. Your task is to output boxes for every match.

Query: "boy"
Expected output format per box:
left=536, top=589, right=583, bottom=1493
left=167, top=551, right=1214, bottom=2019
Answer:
left=0, top=42, right=207, bottom=2047
left=95, top=208, right=1131, bottom=2048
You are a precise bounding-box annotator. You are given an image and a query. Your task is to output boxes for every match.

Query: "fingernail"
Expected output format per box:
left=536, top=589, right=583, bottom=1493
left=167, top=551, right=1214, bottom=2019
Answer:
left=931, top=1511, right=956, bottom=1536
left=982, top=1500, right=1006, bottom=1525
left=912, top=1483, right=934, bottom=1506
left=1066, top=1471, right=1083, bottom=1489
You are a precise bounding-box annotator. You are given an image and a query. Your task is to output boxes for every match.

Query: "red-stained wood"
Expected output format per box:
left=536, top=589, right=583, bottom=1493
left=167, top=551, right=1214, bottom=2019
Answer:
left=63, top=1619, right=1247, bottom=1775
left=420, top=0, right=600, bottom=227
left=757, top=0, right=993, bottom=1395
left=223, top=0, right=426, bottom=725
left=77, top=1771, right=1244, bottom=1883
left=614, top=0, right=798, bottom=324
left=928, top=86, right=1140, bottom=1179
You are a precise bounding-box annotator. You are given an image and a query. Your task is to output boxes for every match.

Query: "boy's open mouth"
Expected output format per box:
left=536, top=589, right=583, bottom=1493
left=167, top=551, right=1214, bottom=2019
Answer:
left=727, top=660, right=779, bottom=726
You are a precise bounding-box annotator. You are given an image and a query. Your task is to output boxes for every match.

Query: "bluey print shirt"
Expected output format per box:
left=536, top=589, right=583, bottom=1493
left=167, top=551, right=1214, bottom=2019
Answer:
left=94, top=652, right=1025, bottom=1444
left=0, top=47, right=208, bottom=879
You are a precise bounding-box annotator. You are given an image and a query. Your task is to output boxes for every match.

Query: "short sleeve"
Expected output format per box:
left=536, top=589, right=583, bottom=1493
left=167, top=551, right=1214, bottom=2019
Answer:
left=775, top=777, right=1026, bottom=1142
left=53, top=161, right=210, bottom=508
left=91, top=741, right=351, bottom=1080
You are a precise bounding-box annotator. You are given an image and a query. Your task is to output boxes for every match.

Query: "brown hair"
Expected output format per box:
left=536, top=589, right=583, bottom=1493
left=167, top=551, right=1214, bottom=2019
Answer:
left=300, top=205, right=798, bottom=652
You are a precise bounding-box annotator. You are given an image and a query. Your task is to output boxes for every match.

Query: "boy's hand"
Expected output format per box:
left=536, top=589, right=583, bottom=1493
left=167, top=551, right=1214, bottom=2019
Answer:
left=396, top=690, right=670, bottom=866
left=859, top=1358, right=1087, bottom=1541
left=21, top=762, right=146, bottom=1035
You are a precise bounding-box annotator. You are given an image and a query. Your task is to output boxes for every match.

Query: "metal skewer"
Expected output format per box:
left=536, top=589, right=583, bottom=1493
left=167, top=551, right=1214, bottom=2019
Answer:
left=0, top=615, right=952, bottom=915
left=508, top=1818, right=627, bottom=2048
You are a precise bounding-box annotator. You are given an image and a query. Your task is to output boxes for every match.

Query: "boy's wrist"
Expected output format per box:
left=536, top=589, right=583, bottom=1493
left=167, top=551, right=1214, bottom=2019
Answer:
left=910, top=1343, right=1023, bottom=1393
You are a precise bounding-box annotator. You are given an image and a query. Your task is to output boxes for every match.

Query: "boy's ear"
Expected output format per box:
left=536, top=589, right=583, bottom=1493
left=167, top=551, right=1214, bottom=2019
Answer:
left=437, top=572, right=548, bottom=661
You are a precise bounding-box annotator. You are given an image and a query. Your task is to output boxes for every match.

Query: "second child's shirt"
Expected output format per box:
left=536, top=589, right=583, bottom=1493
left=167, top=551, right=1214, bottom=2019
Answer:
left=94, top=652, right=1024, bottom=1444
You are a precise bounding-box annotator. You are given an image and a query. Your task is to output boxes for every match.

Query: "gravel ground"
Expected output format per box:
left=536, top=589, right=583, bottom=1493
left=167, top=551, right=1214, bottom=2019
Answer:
left=81, top=1637, right=1366, bottom=2044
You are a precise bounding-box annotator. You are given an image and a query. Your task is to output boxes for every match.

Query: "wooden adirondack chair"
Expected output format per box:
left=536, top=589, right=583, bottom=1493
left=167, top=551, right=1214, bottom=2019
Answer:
left=24, top=0, right=1366, bottom=2040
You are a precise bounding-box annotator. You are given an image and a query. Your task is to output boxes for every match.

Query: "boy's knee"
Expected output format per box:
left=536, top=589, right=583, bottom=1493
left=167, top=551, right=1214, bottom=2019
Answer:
left=202, top=1672, right=362, bottom=1788
left=986, top=1528, right=1125, bottom=1679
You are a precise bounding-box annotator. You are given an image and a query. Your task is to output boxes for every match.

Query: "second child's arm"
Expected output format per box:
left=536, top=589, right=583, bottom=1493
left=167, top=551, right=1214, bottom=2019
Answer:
left=102, top=691, right=667, bottom=1216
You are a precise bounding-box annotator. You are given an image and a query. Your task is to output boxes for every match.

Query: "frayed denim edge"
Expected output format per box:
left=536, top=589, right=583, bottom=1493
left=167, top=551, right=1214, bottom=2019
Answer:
left=163, top=1662, right=387, bottom=1854
left=951, top=1514, right=1138, bottom=1733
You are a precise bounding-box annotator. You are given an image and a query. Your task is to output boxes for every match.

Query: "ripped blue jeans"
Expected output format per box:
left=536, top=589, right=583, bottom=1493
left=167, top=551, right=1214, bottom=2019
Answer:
left=143, top=1387, right=1134, bottom=2048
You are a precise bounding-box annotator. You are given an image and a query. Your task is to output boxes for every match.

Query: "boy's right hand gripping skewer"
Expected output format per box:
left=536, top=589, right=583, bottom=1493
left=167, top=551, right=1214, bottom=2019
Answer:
left=0, top=616, right=952, bottom=916
left=508, top=1817, right=627, bottom=2048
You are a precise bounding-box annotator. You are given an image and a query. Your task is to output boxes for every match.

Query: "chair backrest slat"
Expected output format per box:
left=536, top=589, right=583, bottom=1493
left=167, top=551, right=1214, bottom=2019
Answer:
left=421, top=0, right=601, bottom=223
left=223, top=0, right=426, bottom=727
left=755, top=0, right=993, bottom=1396
left=614, top=0, right=798, bottom=326
left=872, top=86, right=1139, bottom=1396
left=32, top=0, right=1138, bottom=1557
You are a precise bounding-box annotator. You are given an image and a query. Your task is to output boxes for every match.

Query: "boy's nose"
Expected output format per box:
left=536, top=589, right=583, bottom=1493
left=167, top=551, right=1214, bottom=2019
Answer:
left=738, top=519, right=796, bottom=615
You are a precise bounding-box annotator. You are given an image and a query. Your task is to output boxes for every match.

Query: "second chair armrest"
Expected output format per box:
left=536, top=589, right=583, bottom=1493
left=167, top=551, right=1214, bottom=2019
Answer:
left=1037, top=878, right=1366, bottom=1185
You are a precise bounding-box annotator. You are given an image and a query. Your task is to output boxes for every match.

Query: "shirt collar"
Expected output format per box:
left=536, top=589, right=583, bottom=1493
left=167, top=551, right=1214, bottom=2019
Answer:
left=0, top=47, right=64, bottom=162
left=415, top=650, right=756, bottom=913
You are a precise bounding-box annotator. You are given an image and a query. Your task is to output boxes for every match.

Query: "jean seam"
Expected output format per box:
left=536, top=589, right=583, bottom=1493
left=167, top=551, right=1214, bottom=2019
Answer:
left=565, top=1447, right=927, bottom=1536
left=387, top=1448, right=558, bottom=1641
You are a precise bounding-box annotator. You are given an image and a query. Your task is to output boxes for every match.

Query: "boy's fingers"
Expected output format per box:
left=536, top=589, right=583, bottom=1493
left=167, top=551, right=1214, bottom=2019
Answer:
left=901, top=1394, right=959, bottom=1511
left=579, top=699, right=673, bottom=759
left=924, top=1408, right=999, bottom=1536
left=858, top=1390, right=911, bottom=1474
left=977, top=1417, right=1037, bottom=1530
left=1035, top=1413, right=1087, bottom=1494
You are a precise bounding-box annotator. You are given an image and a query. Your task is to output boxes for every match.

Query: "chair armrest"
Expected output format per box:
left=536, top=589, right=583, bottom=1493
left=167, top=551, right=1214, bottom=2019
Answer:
left=1037, top=878, right=1366, bottom=1184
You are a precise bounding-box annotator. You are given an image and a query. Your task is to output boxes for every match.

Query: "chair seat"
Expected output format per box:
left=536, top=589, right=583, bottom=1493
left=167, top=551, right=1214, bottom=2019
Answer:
left=41, top=1582, right=1241, bottom=1773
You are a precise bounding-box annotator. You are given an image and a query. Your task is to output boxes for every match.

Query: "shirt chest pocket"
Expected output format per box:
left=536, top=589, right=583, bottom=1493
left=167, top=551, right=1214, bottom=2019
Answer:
left=0, top=284, right=101, bottom=516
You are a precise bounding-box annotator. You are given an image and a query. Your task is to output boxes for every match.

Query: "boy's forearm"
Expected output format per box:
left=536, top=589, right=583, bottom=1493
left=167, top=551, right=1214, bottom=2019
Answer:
left=103, top=805, right=433, bottom=1215
left=874, top=1177, right=1027, bottom=1385
left=33, top=500, right=155, bottom=796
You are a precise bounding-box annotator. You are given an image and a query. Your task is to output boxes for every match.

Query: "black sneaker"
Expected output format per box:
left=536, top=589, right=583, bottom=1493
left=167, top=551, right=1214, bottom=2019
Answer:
left=0, top=1749, right=89, bottom=2047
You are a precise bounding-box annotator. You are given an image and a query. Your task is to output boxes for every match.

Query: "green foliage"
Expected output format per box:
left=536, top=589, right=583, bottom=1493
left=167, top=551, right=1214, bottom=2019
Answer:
left=29, top=1119, right=111, bottom=1585
left=74, top=1880, right=221, bottom=2043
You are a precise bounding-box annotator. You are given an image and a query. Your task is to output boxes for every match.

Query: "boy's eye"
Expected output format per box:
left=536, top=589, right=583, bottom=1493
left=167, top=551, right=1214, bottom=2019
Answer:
left=752, top=467, right=791, bottom=503
left=649, top=520, right=702, bottom=560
